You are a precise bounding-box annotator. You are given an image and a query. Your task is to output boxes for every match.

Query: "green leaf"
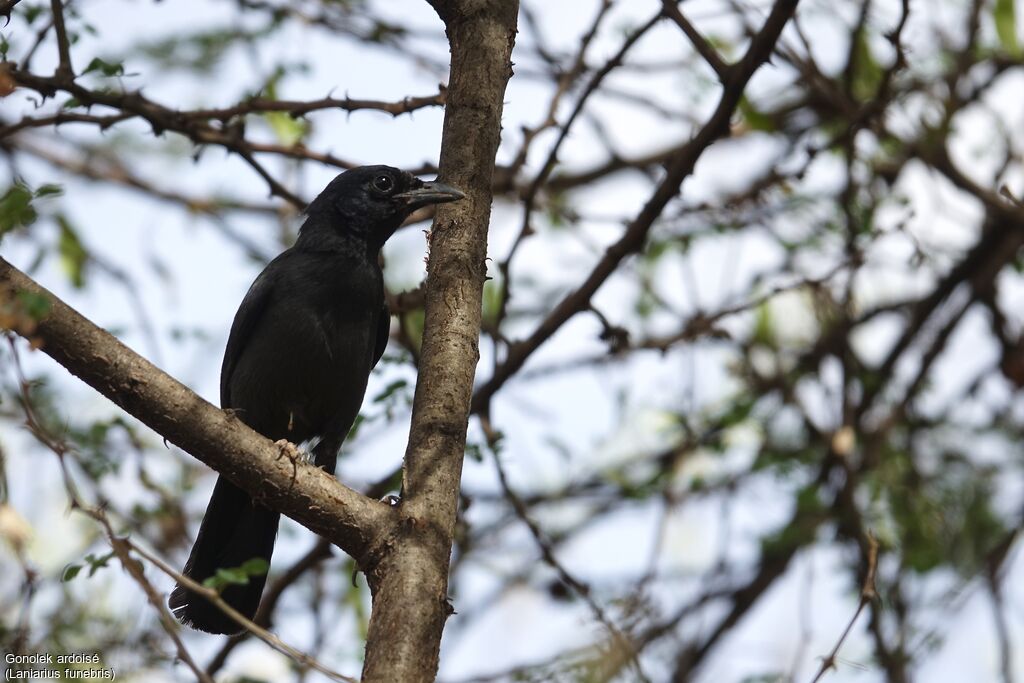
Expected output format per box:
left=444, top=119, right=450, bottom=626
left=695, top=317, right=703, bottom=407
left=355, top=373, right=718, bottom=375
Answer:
left=634, top=288, right=657, bottom=319
left=738, top=96, right=775, bottom=132
left=368, top=20, right=406, bottom=43
left=202, top=557, right=269, bottom=591
left=136, top=26, right=275, bottom=75
left=481, top=278, right=504, bottom=330
left=642, top=239, right=674, bottom=265
left=0, top=184, right=38, bottom=235
left=62, top=552, right=113, bottom=581
left=850, top=29, right=883, bottom=101
left=84, top=551, right=115, bottom=577
left=401, top=309, right=425, bottom=355
left=994, top=0, right=1020, bottom=55
left=752, top=301, right=775, bottom=347
left=483, top=430, right=505, bottom=457
left=35, top=184, right=63, bottom=198
left=464, top=442, right=484, bottom=462
left=215, top=567, right=249, bottom=585
left=255, top=66, right=310, bottom=145
left=347, top=412, right=366, bottom=439
left=83, top=57, right=125, bottom=77
left=263, top=111, right=309, bottom=146
left=545, top=191, right=571, bottom=228
left=372, top=379, right=408, bottom=404
left=23, top=4, right=46, bottom=25
left=240, top=558, right=269, bottom=576
left=56, top=216, right=89, bottom=288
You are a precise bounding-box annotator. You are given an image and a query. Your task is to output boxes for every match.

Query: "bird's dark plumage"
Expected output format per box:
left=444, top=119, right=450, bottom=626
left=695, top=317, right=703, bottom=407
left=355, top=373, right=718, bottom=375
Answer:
left=168, top=166, right=463, bottom=634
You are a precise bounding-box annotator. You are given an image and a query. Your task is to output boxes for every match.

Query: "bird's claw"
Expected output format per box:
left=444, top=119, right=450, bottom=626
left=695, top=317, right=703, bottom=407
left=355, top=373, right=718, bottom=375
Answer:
left=274, top=439, right=303, bottom=482
left=273, top=439, right=303, bottom=462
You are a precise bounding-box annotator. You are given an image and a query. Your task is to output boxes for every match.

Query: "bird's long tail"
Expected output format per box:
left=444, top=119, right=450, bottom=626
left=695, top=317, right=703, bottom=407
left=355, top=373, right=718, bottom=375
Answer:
left=168, top=475, right=279, bottom=634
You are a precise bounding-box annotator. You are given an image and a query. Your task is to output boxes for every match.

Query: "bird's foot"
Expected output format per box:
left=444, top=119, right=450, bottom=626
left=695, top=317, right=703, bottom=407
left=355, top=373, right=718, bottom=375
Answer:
left=274, top=439, right=303, bottom=480
left=273, top=438, right=304, bottom=461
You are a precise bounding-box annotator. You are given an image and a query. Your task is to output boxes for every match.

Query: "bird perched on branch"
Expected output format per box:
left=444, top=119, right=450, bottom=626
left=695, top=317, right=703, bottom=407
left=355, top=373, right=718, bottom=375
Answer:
left=168, top=166, right=464, bottom=634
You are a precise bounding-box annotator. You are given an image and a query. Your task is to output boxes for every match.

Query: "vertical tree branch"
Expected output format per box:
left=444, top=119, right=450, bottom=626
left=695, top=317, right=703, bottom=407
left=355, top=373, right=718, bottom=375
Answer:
left=358, top=1, right=519, bottom=681
left=49, top=0, right=72, bottom=78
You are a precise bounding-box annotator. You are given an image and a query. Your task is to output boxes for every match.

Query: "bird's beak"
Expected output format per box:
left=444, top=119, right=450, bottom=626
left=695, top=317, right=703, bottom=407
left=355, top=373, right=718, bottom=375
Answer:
left=394, top=181, right=466, bottom=209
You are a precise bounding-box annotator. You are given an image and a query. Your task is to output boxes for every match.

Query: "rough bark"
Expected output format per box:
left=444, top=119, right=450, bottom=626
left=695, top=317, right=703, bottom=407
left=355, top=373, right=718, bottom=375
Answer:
left=2, top=0, right=518, bottom=677
left=0, top=257, right=391, bottom=563
left=358, top=1, right=519, bottom=681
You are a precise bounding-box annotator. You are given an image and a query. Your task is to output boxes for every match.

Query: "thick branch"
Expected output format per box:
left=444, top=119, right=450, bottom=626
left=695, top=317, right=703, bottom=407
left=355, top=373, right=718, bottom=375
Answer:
left=0, top=257, right=392, bottom=564
left=358, top=1, right=519, bottom=681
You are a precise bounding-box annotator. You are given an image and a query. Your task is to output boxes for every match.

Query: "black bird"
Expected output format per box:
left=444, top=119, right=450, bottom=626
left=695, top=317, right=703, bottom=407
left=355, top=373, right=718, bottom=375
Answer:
left=168, top=166, right=464, bottom=634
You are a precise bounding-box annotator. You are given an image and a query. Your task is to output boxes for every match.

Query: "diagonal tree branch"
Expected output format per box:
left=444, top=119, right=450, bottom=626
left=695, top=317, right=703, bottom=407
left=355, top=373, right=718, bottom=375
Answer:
left=471, top=0, right=802, bottom=415
left=0, top=257, right=393, bottom=565
left=661, top=0, right=730, bottom=80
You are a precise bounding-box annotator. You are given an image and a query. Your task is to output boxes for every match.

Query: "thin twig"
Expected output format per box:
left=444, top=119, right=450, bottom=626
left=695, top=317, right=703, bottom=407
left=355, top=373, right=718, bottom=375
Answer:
left=809, top=532, right=878, bottom=683
left=661, top=0, right=730, bottom=80
left=480, top=416, right=651, bottom=683
left=87, top=510, right=215, bottom=683
left=123, top=531, right=357, bottom=683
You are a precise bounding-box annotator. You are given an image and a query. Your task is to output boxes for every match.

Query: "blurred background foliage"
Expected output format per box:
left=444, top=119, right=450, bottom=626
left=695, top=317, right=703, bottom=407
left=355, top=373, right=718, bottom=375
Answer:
left=1, top=0, right=1023, bottom=681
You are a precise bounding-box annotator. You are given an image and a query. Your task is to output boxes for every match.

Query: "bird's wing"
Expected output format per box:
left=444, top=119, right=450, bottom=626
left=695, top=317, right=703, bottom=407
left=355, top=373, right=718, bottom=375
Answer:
left=220, top=264, right=278, bottom=407
left=373, top=303, right=391, bottom=368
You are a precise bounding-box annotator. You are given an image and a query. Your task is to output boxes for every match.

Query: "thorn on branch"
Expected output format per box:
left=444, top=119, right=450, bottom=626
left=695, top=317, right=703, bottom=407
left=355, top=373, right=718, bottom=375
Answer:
left=0, top=0, right=20, bottom=26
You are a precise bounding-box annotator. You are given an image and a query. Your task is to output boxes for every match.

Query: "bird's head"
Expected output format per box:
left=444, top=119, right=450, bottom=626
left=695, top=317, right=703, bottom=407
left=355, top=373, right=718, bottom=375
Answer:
left=302, top=165, right=465, bottom=252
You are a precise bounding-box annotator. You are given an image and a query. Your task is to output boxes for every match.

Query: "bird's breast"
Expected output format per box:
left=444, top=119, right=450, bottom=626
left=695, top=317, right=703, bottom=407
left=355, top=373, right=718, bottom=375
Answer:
left=226, top=257, right=384, bottom=444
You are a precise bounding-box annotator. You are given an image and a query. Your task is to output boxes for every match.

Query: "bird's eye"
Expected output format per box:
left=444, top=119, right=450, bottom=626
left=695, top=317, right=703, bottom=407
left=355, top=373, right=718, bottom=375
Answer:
left=372, top=174, right=394, bottom=193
